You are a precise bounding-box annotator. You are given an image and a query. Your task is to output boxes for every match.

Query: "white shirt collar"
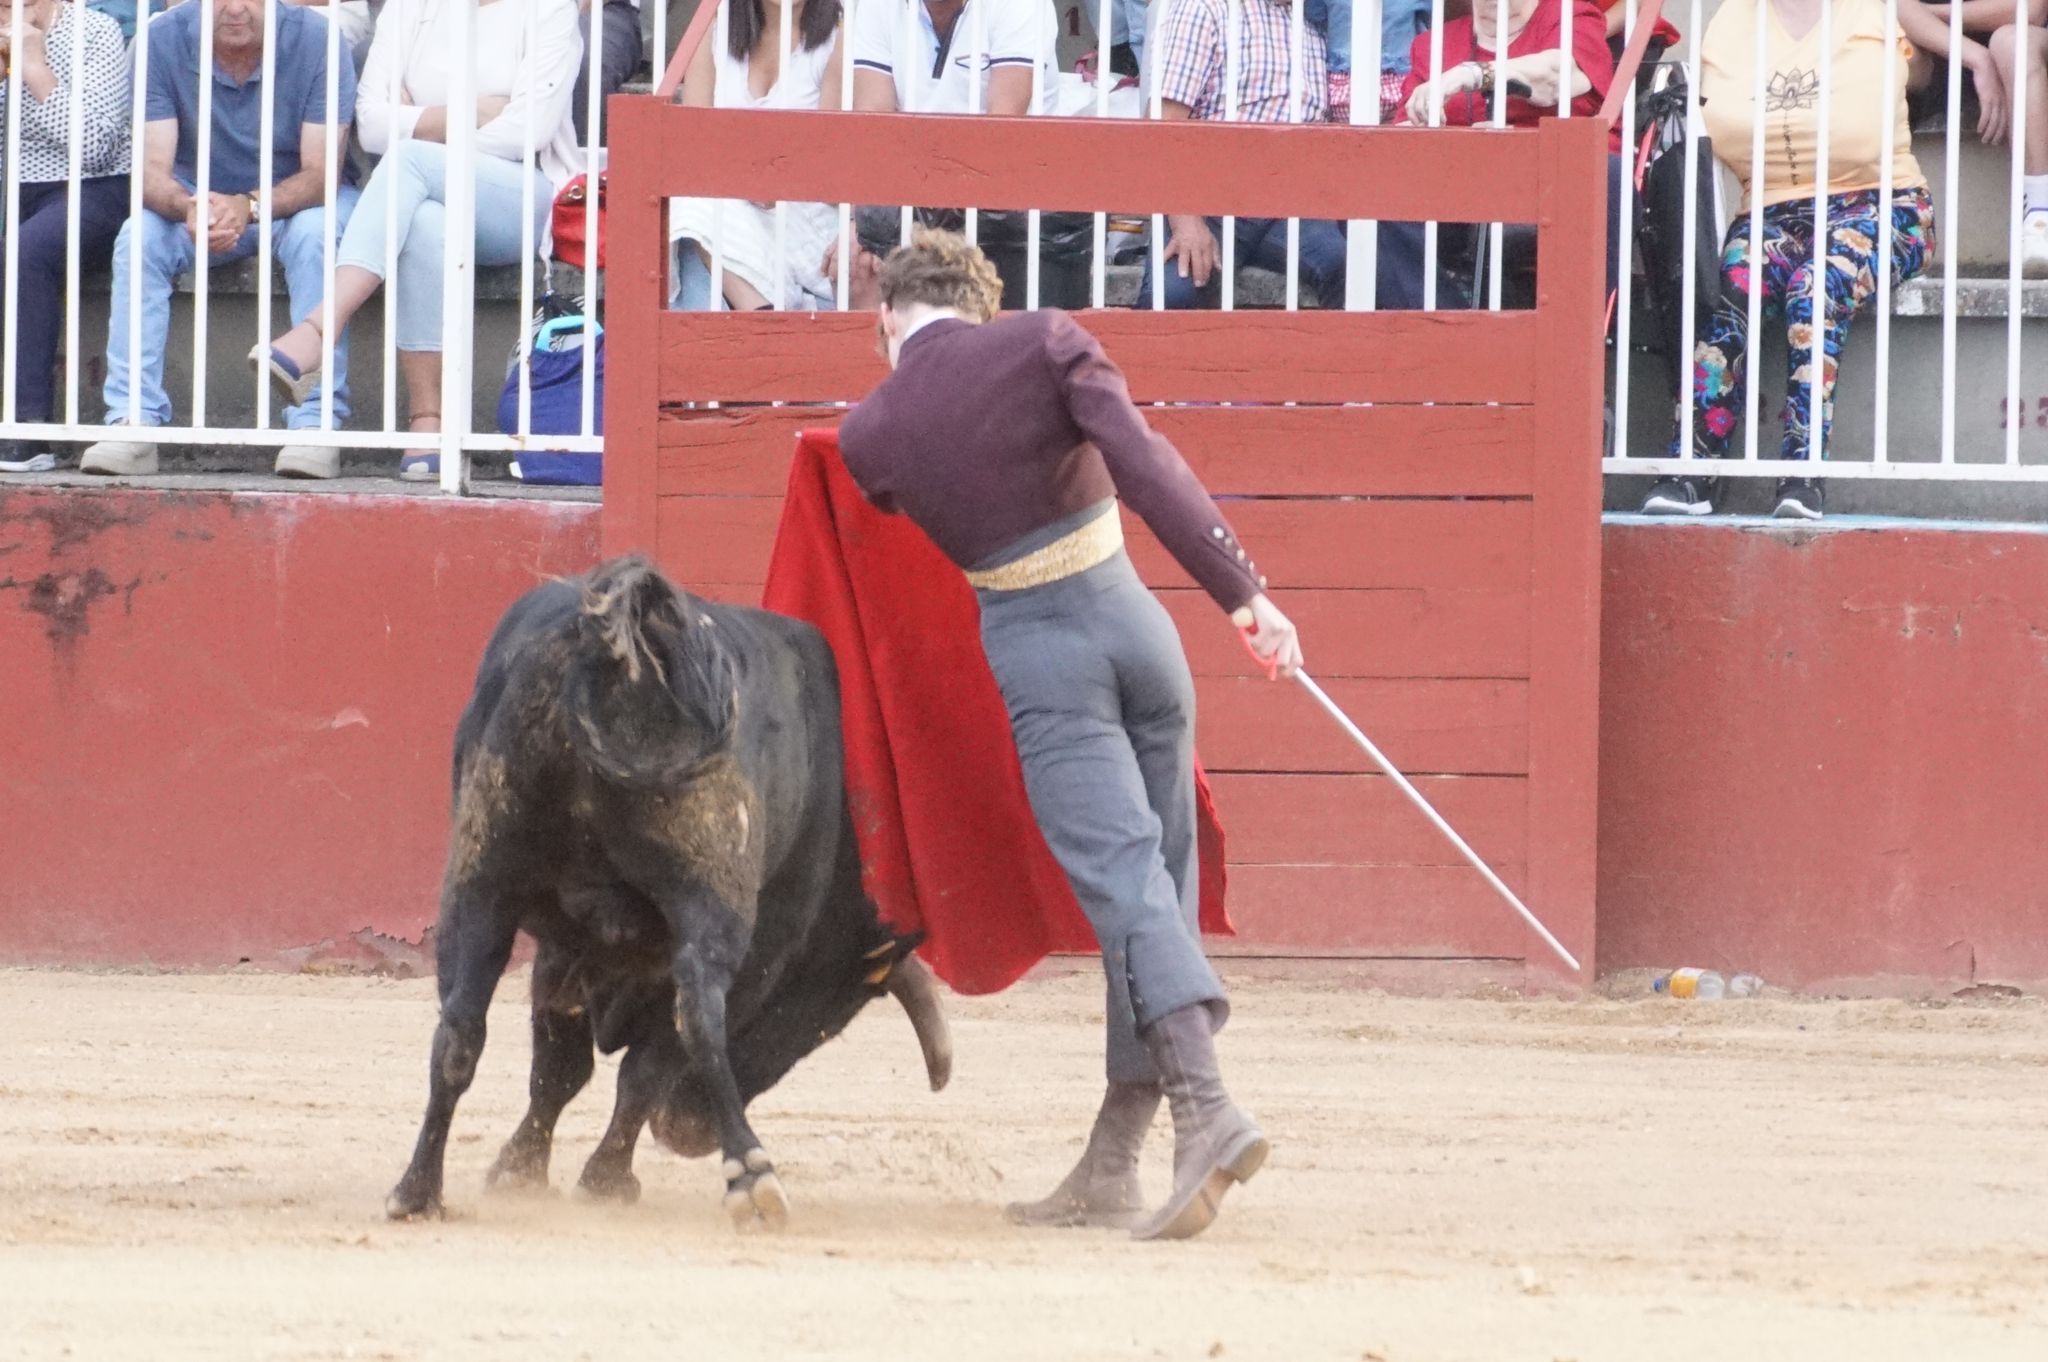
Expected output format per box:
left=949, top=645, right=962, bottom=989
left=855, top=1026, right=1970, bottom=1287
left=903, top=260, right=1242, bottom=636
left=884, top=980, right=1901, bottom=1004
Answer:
left=900, top=308, right=968, bottom=344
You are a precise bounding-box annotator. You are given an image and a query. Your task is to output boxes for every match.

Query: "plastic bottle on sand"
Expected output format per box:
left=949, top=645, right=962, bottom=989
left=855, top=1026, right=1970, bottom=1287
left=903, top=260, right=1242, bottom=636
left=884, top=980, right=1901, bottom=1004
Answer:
left=1654, top=968, right=1726, bottom=1000
left=1727, top=973, right=1764, bottom=999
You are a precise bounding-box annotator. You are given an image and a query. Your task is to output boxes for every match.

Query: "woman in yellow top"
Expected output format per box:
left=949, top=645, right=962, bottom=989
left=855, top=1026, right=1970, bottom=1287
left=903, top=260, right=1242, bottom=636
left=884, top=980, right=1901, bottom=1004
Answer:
left=1644, top=0, right=2000, bottom=521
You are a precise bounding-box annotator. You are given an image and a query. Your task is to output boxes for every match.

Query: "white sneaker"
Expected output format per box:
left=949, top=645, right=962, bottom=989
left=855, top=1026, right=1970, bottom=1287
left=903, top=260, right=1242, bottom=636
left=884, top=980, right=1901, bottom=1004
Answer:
left=2024, top=210, right=2048, bottom=280
left=274, top=443, right=341, bottom=479
left=0, top=449, right=56, bottom=472
left=79, top=439, right=158, bottom=476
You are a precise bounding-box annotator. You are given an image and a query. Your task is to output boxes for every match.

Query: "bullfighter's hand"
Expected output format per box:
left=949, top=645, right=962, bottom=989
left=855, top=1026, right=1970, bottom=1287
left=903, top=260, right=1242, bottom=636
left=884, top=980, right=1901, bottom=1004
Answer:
left=1233, top=594, right=1303, bottom=680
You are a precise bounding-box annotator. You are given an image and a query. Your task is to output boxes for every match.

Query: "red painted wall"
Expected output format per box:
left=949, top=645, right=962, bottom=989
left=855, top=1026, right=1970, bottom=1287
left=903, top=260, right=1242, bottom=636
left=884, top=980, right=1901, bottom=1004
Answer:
left=0, top=487, right=598, bottom=966
left=5, top=487, right=2044, bottom=990
left=1598, top=519, right=2048, bottom=991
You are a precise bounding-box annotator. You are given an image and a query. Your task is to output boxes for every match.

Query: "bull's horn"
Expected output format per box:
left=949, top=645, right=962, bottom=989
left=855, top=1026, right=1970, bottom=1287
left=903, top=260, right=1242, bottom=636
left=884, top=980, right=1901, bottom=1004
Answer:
left=885, top=953, right=953, bottom=1093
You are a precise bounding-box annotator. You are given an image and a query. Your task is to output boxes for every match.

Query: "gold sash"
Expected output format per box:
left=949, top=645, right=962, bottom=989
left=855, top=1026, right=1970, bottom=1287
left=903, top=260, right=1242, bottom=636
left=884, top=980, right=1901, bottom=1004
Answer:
left=963, top=508, right=1124, bottom=591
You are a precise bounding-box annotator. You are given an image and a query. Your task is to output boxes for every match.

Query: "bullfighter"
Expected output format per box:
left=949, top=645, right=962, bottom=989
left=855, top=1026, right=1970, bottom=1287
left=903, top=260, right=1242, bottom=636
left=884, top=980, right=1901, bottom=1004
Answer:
left=838, top=231, right=1305, bottom=1242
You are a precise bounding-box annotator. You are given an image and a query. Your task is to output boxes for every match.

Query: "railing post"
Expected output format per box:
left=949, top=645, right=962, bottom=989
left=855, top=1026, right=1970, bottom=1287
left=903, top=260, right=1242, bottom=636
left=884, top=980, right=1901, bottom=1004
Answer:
left=602, top=97, right=665, bottom=557
left=1527, top=115, right=1609, bottom=984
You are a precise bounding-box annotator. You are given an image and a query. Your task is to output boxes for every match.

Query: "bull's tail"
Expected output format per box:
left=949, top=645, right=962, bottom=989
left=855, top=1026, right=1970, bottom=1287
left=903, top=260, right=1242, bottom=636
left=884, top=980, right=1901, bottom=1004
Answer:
left=564, top=555, right=737, bottom=789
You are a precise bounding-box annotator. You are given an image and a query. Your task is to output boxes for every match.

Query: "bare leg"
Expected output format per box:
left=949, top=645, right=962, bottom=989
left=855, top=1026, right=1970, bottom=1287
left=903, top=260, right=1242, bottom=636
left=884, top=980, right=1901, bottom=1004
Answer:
left=398, top=350, right=442, bottom=461
left=486, top=946, right=596, bottom=1193
left=387, top=884, right=521, bottom=1219
left=1988, top=25, right=2048, bottom=175
left=271, top=264, right=382, bottom=372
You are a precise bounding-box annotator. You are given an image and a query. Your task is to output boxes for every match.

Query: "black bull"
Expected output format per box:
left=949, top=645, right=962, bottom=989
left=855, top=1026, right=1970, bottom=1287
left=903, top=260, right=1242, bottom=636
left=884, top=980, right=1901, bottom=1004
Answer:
left=386, top=557, right=952, bottom=1227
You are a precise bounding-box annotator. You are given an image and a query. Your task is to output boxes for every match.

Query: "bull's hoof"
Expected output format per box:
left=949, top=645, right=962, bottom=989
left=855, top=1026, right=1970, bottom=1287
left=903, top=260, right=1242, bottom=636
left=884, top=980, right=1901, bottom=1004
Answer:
left=721, top=1149, right=789, bottom=1232
left=576, top=1159, right=643, bottom=1204
left=485, top=1137, right=553, bottom=1194
left=650, top=1107, right=719, bottom=1159
left=385, top=1177, right=445, bottom=1222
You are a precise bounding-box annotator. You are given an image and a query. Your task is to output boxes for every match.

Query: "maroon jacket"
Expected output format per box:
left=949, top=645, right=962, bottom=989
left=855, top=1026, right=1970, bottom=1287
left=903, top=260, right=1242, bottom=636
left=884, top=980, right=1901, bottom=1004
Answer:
left=838, top=310, right=1265, bottom=613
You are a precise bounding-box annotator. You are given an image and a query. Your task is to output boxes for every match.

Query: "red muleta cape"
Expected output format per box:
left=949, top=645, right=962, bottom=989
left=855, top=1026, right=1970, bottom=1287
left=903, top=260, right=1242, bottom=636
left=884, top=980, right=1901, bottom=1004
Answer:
left=760, top=430, right=1232, bottom=996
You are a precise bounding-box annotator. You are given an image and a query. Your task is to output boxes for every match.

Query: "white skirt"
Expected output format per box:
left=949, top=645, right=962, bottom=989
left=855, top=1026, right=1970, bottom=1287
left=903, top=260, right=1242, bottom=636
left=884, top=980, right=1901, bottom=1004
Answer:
left=668, top=197, right=839, bottom=310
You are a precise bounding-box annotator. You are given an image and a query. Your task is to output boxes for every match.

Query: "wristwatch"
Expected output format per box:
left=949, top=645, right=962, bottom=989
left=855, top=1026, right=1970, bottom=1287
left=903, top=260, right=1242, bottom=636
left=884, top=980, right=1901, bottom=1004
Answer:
left=246, top=192, right=261, bottom=220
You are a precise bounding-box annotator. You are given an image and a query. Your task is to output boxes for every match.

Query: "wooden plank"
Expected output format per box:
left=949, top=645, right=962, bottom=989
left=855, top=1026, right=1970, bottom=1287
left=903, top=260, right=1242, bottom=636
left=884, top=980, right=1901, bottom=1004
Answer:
left=1162, top=588, right=1528, bottom=680
left=1522, top=118, right=1611, bottom=983
left=599, top=103, right=667, bottom=558
left=1197, top=676, right=1528, bottom=776
left=610, top=100, right=1546, bottom=223
left=655, top=495, right=1532, bottom=597
left=656, top=309, right=1541, bottom=406
left=1150, top=405, right=1535, bottom=498
left=1219, top=864, right=1532, bottom=957
left=1126, top=499, right=1532, bottom=594
left=656, top=403, right=1539, bottom=500
left=1208, top=773, right=1527, bottom=867
left=656, top=408, right=818, bottom=497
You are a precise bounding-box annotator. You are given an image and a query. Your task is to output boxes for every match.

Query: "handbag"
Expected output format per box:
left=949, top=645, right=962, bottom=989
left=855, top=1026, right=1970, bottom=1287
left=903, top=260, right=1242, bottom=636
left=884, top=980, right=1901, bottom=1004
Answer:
left=499, top=289, right=604, bottom=486
left=551, top=173, right=606, bottom=271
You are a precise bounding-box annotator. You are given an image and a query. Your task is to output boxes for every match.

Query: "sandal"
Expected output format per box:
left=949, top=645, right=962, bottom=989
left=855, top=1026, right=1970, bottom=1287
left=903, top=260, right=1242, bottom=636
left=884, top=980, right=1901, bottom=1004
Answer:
left=398, top=416, right=441, bottom=482
left=250, top=341, right=322, bottom=407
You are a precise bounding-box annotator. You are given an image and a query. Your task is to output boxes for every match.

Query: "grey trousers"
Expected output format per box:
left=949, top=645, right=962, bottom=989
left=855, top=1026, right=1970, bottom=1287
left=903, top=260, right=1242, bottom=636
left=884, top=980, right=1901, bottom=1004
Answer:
left=977, top=550, right=1229, bottom=1085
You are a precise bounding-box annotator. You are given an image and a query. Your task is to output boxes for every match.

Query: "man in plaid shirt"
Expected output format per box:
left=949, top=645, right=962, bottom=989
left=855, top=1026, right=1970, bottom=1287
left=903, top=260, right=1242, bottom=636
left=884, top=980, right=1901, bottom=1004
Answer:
left=1142, top=0, right=1348, bottom=308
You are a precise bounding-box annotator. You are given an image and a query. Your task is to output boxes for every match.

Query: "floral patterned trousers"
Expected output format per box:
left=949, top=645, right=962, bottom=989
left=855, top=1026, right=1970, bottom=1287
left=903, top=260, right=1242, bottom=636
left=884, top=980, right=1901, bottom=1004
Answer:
left=1675, top=187, right=1935, bottom=461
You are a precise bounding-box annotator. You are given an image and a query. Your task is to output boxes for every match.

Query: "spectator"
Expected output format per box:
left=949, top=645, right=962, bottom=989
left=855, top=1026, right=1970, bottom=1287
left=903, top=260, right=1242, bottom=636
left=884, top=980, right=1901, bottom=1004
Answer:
left=0, top=0, right=130, bottom=474
left=850, top=0, right=1053, bottom=115
left=1642, top=0, right=1976, bottom=521
left=286, top=0, right=379, bottom=62
left=85, top=0, right=165, bottom=43
left=669, top=0, right=843, bottom=311
left=1306, top=0, right=1430, bottom=122
left=843, top=0, right=1094, bottom=307
left=1143, top=0, right=1347, bottom=309
left=573, top=0, right=645, bottom=143
left=256, top=0, right=582, bottom=480
left=1393, top=0, right=1618, bottom=308
left=82, top=0, right=359, bottom=479
left=1923, top=0, right=2048, bottom=274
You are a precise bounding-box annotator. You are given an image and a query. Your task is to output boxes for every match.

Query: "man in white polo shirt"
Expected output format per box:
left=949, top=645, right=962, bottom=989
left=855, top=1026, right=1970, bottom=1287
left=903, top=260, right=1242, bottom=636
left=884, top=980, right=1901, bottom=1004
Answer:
left=836, top=0, right=1090, bottom=307
left=850, top=0, right=1056, bottom=116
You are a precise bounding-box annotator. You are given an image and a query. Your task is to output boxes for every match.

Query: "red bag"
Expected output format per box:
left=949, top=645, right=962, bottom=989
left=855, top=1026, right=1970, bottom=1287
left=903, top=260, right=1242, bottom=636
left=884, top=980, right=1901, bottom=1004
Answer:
left=551, top=173, right=605, bottom=270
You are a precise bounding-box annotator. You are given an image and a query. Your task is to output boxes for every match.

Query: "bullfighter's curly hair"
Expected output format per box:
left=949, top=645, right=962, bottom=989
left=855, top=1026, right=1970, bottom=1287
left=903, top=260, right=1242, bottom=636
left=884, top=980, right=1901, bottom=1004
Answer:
left=876, top=229, right=1003, bottom=323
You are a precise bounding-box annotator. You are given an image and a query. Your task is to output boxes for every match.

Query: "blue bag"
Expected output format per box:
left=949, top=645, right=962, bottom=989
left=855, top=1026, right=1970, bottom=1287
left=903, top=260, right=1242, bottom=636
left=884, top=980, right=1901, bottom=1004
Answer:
left=499, top=301, right=604, bottom=486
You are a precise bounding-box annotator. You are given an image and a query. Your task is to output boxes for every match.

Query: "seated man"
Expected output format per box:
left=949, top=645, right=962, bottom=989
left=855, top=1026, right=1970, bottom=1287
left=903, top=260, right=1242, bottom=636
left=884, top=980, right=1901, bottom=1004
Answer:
left=1143, top=0, right=1348, bottom=308
left=572, top=0, right=645, bottom=144
left=85, top=0, right=359, bottom=479
left=839, top=0, right=1093, bottom=307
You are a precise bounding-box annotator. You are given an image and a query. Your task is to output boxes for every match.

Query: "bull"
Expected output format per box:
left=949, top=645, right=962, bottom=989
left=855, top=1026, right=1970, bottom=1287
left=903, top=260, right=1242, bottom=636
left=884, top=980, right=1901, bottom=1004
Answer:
left=385, top=556, right=952, bottom=1227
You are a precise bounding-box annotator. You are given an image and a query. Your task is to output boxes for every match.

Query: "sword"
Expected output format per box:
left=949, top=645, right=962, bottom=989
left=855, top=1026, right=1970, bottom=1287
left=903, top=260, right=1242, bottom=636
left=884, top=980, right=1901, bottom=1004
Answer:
left=1285, top=665, right=1583, bottom=975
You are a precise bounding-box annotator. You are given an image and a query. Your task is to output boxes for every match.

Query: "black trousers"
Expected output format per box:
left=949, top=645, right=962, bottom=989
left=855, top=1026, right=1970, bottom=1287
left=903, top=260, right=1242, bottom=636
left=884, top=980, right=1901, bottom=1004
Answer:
left=2, top=176, right=128, bottom=423
left=572, top=1, right=647, bottom=143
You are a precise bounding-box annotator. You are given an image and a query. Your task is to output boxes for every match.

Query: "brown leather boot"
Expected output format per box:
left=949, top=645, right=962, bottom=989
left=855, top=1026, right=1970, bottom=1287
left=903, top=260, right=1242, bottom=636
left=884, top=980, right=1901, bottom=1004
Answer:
left=1004, top=1080, right=1161, bottom=1229
left=1130, top=1004, right=1268, bottom=1242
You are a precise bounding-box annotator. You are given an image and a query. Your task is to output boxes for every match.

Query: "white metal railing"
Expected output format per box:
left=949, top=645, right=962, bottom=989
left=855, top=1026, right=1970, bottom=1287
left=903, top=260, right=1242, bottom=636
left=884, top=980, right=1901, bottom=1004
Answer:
left=1604, top=0, right=2047, bottom=480
left=2, top=0, right=2042, bottom=492
left=0, top=0, right=605, bottom=488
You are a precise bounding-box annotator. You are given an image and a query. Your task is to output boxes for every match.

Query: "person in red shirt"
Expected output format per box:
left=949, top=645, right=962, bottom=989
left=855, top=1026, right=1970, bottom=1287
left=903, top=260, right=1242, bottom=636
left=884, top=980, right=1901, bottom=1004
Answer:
left=1400, top=0, right=1618, bottom=145
left=1387, top=0, right=1621, bottom=306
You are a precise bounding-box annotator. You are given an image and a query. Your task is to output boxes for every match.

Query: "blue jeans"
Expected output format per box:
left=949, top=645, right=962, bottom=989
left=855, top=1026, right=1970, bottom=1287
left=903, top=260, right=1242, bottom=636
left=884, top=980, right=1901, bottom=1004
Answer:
left=103, top=189, right=359, bottom=429
left=336, top=141, right=552, bottom=353
left=1140, top=216, right=1349, bottom=309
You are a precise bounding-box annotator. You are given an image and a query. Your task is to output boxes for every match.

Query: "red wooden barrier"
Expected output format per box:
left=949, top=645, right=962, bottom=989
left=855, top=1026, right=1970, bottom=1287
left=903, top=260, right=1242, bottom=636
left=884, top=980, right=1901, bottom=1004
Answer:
left=600, top=94, right=1609, bottom=982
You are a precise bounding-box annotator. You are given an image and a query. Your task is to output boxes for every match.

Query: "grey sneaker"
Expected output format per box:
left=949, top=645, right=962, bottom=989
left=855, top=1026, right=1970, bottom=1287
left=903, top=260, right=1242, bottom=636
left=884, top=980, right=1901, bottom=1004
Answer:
left=274, top=443, right=341, bottom=479
left=80, top=439, right=158, bottom=476
left=0, top=448, right=56, bottom=472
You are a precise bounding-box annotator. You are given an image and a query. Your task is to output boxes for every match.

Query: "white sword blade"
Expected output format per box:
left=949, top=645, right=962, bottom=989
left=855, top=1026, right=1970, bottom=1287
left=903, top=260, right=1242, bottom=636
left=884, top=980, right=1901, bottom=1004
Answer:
left=1292, top=669, right=1582, bottom=974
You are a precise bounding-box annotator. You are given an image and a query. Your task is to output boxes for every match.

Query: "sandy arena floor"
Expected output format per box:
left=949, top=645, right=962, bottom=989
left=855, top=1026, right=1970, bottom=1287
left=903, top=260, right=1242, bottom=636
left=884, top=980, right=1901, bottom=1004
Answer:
left=2, top=967, right=2045, bottom=1361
